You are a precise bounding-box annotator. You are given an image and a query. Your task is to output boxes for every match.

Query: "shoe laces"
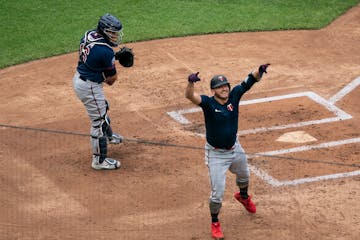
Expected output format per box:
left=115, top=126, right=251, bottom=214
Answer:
left=104, top=158, right=117, bottom=165
left=243, top=198, right=251, bottom=205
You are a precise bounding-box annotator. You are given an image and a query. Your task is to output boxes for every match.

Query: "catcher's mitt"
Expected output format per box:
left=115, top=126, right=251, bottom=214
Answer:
left=115, top=46, right=134, bottom=67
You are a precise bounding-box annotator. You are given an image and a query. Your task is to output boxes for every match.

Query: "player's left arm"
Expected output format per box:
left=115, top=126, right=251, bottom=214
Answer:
left=232, top=64, right=270, bottom=102
left=239, top=63, right=270, bottom=90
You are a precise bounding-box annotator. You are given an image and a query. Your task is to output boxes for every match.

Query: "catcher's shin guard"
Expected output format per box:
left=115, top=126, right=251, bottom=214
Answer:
left=92, top=135, right=108, bottom=163
left=91, top=118, right=109, bottom=163
left=102, top=114, right=112, bottom=136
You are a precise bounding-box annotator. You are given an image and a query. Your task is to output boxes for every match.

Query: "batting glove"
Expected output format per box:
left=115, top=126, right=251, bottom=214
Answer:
left=259, top=63, right=270, bottom=78
left=188, top=72, right=201, bottom=83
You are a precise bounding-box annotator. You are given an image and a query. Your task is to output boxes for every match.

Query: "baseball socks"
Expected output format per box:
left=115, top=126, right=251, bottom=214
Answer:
left=211, top=213, right=219, bottom=223
left=239, top=186, right=249, bottom=199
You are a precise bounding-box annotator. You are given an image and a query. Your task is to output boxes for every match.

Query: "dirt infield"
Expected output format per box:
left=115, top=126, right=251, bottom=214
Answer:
left=1, top=5, right=359, bottom=240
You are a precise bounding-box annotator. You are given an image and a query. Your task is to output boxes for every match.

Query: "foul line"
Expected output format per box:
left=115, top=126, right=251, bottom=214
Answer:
left=329, top=76, right=360, bottom=104
left=162, top=50, right=195, bottom=72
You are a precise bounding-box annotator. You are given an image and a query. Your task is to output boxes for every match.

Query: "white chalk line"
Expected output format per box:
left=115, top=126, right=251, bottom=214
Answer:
left=167, top=76, right=360, bottom=127
left=167, top=91, right=352, bottom=135
left=248, top=137, right=360, bottom=186
left=250, top=163, right=360, bottom=187
left=329, top=76, right=360, bottom=104
left=162, top=50, right=195, bottom=72
left=256, top=137, right=360, bottom=156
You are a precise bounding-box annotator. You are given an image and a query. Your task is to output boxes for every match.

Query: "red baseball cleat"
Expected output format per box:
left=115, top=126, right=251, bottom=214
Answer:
left=211, top=222, right=224, bottom=240
left=234, top=192, right=256, bottom=213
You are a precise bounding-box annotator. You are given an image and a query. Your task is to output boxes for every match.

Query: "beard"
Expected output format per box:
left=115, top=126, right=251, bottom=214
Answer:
left=214, top=91, right=229, bottom=101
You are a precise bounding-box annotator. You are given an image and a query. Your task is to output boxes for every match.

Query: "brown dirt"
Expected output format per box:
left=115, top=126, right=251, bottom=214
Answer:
left=0, top=4, right=360, bottom=240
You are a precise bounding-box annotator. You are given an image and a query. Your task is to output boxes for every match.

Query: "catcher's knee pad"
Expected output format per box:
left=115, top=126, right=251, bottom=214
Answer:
left=100, top=114, right=114, bottom=137
left=92, top=113, right=113, bottom=136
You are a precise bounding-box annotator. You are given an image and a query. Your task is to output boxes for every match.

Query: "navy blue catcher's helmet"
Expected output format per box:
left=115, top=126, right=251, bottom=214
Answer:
left=210, top=75, right=231, bottom=89
left=97, top=13, right=123, bottom=47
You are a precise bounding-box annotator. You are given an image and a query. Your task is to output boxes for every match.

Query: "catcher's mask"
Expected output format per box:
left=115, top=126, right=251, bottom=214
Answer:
left=210, top=75, right=231, bottom=89
left=97, top=13, right=123, bottom=47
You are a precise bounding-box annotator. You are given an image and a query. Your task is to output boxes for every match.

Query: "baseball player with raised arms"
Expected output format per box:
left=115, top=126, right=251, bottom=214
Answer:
left=73, top=13, right=133, bottom=170
left=185, top=64, right=270, bottom=239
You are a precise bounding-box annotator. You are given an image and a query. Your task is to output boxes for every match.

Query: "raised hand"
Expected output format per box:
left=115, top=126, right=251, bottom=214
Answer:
left=188, top=72, right=201, bottom=83
left=259, top=63, right=270, bottom=78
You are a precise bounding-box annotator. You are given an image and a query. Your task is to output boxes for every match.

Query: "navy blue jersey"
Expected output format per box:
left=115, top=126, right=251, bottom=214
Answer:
left=199, top=74, right=257, bottom=149
left=77, top=30, right=116, bottom=83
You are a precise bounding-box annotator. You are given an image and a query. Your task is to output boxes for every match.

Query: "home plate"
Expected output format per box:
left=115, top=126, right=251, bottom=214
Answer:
left=276, top=131, right=317, bottom=143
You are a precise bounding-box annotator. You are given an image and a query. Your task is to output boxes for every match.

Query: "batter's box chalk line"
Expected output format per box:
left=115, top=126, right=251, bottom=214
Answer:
left=166, top=77, right=360, bottom=186
left=248, top=137, right=360, bottom=186
left=167, top=91, right=352, bottom=135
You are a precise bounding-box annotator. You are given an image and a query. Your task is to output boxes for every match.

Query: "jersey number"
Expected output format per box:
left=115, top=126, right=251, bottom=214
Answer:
left=79, top=42, right=91, bottom=63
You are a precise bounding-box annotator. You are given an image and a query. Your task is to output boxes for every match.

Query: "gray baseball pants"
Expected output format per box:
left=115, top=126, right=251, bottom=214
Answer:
left=205, top=140, right=250, bottom=214
left=72, top=72, right=108, bottom=161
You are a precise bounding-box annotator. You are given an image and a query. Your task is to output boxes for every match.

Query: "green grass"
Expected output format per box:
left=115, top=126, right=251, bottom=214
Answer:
left=0, top=0, right=358, bottom=68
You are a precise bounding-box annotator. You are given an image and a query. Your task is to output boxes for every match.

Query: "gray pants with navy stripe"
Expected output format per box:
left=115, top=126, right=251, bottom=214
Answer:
left=72, top=72, right=109, bottom=161
left=205, top=140, right=249, bottom=214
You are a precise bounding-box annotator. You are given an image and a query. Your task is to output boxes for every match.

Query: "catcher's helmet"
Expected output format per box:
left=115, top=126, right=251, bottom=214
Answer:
left=97, top=13, right=123, bottom=47
left=210, top=75, right=230, bottom=89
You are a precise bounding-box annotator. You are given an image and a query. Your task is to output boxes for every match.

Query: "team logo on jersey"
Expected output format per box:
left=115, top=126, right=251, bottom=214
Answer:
left=227, top=103, right=234, bottom=111
left=215, top=109, right=222, bottom=112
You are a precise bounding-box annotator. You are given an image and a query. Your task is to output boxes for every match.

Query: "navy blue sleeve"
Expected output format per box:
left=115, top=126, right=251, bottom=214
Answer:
left=199, top=95, right=210, bottom=108
left=231, top=73, right=258, bottom=103
left=102, top=48, right=116, bottom=77
left=239, top=73, right=258, bottom=90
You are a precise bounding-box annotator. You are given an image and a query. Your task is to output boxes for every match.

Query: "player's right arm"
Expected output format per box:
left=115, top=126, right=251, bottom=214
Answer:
left=103, top=50, right=118, bottom=86
left=185, top=81, right=202, bottom=105
left=104, top=73, right=117, bottom=85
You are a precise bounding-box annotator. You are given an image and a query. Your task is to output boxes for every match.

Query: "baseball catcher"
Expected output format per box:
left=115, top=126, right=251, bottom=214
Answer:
left=72, top=13, right=129, bottom=170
